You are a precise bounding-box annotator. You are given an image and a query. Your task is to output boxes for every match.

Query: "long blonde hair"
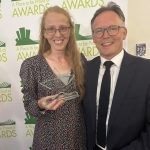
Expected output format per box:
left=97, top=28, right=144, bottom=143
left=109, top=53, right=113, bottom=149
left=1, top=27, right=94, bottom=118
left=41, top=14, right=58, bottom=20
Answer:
left=38, top=6, right=85, bottom=99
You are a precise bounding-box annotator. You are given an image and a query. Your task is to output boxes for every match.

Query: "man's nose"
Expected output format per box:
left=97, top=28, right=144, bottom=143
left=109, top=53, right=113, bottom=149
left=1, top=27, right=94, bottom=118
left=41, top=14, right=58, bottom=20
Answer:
left=102, top=28, right=110, bottom=37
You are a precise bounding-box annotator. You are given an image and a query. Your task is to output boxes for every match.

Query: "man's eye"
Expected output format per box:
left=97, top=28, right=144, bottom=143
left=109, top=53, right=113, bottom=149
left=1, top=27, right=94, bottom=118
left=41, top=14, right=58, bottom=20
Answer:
left=95, top=29, right=103, bottom=33
left=110, top=26, right=118, bottom=31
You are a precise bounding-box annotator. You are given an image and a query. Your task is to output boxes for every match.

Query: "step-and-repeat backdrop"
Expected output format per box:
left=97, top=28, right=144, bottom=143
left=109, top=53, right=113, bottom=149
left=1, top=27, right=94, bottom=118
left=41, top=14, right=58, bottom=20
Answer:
left=0, top=0, right=128, bottom=149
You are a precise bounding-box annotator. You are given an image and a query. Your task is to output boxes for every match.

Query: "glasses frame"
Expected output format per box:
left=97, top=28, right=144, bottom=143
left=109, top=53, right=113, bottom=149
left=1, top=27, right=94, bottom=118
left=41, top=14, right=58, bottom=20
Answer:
left=44, top=26, right=71, bottom=36
left=93, top=25, right=125, bottom=38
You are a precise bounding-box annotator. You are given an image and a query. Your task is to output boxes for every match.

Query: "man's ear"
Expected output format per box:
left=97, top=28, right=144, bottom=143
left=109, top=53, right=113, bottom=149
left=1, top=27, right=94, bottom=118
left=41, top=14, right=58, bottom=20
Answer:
left=123, top=27, right=127, bottom=40
left=92, top=34, right=96, bottom=43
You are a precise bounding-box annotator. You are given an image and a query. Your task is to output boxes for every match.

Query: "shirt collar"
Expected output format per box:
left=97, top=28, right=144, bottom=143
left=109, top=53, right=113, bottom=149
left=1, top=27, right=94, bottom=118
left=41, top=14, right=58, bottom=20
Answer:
left=100, top=50, right=124, bottom=68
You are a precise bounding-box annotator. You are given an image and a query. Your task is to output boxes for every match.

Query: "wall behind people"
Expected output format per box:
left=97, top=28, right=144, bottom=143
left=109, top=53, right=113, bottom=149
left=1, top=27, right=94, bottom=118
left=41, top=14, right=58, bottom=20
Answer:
left=0, top=0, right=128, bottom=150
left=128, top=0, right=150, bottom=58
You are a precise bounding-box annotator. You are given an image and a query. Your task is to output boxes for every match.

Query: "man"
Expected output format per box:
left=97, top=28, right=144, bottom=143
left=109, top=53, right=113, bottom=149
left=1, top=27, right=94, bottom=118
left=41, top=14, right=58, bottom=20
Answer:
left=83, top=1, right=150, bottom=150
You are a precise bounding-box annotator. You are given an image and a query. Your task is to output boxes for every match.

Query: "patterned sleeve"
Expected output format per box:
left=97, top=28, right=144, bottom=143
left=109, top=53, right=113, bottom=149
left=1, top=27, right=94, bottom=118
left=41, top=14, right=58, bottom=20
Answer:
left=20, top=58, right=43, bottom=117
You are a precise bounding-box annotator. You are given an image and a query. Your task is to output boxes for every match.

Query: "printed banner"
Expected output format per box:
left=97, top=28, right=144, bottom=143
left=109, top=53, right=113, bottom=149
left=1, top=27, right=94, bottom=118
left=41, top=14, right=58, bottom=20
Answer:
left=0, top=0, right=128, bottom=149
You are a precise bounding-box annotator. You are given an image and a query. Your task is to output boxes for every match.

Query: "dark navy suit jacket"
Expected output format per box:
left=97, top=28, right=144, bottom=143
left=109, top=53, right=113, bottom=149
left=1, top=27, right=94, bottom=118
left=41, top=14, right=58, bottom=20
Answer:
left=83, top=51, right=150, bottom=150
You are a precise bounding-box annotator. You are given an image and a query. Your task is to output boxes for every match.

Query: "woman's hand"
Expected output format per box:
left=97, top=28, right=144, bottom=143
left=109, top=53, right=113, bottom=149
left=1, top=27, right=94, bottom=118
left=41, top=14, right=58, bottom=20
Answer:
left=45, top=99, right=64, bottom=110
left=38, top=94, right=65, bottom=110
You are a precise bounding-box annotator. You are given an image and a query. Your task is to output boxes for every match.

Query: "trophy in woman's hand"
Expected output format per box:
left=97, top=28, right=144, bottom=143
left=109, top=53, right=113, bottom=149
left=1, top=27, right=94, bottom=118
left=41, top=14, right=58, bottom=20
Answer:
left=39, top=73, right=79, bottom=103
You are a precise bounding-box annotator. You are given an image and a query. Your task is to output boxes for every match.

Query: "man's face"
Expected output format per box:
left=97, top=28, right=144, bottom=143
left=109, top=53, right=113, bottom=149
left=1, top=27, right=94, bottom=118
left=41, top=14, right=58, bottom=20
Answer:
left=92, top=11, right=127, bottom=60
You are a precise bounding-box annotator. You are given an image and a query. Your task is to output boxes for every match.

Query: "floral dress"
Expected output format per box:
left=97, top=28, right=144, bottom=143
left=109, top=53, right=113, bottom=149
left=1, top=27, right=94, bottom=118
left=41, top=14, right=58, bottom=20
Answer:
left=20, top=55, right=86, bottom=150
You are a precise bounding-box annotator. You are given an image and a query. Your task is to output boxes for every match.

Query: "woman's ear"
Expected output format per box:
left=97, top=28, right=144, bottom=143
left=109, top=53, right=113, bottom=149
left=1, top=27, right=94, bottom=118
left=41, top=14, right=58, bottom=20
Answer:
left=44, top=32, right=48, bottom=39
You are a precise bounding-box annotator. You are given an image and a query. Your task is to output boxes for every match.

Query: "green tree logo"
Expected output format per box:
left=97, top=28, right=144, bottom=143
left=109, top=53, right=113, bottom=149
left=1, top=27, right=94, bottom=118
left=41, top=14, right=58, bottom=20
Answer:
left=0, top=41, right=6, bottom=47
left=75, top=24, right=92, bottom=41
left=15, top=27, right=39, bottom=46
left=25, top=112, right=37, bottom=124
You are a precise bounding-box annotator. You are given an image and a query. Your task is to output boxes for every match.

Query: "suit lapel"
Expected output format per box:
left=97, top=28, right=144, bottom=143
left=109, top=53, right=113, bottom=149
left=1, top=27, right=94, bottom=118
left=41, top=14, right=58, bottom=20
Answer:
left=108, top=52, right=136, bottom=131
left=87, top=57, right=100, bottom=119
left=89, top=58, right=100, bottom=102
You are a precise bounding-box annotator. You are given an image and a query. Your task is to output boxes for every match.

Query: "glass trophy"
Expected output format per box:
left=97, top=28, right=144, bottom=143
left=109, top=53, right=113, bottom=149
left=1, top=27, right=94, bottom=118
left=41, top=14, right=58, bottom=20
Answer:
left=46, top=91, right=79, bottom=102
left=39, top=73, right=79, bottom=103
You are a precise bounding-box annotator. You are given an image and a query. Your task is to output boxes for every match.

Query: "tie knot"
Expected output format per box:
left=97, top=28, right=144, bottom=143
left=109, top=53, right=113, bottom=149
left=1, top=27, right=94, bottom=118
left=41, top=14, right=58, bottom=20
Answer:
left=104, top=61, right=114, bottom=69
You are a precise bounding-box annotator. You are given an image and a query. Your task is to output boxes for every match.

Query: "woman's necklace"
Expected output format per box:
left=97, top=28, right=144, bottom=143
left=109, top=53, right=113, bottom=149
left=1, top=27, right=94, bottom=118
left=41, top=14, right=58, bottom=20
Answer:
left=46, top=57, right=71, bottom=75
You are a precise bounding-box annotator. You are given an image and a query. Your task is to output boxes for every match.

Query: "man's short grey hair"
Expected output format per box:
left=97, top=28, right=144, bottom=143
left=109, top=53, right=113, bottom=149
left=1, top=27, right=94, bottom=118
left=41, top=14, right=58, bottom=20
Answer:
left=91, top=1, right=125, bottom=26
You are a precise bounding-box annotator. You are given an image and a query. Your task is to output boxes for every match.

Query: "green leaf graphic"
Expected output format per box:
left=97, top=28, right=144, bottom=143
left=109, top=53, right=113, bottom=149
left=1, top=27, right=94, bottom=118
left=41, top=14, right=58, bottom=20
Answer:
left=0, top=82, right=11, bottom=88
left=0, top=41, right=6, bottom=47
left=15, top=27, right=39, bottom=46
left=75, top=24, right=92, bottom=41
left=25, top=112, right=37, bottom=124
left=12, top=0, right=21, bottom=1
left=0, top=120, right=16, bottom=126
left=29, top=146, right=32, bottom=150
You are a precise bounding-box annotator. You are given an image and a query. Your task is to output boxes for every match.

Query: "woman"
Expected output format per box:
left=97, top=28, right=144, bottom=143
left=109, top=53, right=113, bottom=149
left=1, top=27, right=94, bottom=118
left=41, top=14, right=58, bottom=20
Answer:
left=20, top=6, right=86, bottom=150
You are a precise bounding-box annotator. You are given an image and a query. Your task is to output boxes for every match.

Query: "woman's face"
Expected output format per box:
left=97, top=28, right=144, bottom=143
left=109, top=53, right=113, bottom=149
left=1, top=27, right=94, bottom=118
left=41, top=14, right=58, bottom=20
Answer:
left=44, top=12, right=71, bottom=53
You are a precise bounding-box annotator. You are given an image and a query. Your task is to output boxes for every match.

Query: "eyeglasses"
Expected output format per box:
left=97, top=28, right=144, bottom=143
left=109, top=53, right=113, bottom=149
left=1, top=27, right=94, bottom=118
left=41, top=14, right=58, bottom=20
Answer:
left=45, top=26, right=70, bottom=36
left=93, top=25, right=125, bottom=38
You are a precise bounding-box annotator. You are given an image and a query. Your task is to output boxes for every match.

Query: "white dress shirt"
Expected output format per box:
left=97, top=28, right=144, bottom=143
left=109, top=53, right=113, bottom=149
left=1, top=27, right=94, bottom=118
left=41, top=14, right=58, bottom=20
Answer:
left=96, top=50, right=124, bottom=150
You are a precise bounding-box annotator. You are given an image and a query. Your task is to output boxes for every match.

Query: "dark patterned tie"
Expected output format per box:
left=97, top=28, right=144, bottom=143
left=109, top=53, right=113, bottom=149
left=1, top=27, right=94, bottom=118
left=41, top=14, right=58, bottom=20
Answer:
left=97, top=61, right=114, bottom=147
